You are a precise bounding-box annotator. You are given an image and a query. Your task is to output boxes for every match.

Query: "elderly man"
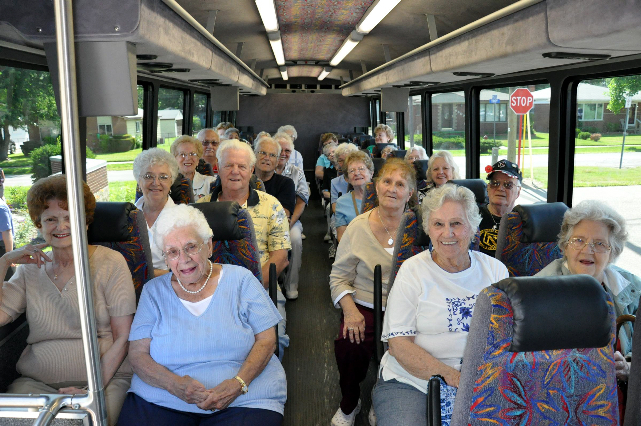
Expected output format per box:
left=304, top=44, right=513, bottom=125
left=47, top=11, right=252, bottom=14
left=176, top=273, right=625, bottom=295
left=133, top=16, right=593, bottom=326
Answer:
left=254, top=137, right=296, bottom=220
left=198, top=139, right=291, bottom=358
left=479, top=159, right=522, bottom=257
left=195, top=128, right=220, bottom=175
left=277, top=125, right=304, bottom=170
left=274, top=132, right=310, bottom=300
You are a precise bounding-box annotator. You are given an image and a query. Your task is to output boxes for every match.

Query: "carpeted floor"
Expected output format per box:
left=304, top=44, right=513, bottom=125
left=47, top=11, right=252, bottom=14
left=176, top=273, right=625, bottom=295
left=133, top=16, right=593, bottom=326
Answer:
left=281, top=201, right=377, bottom=426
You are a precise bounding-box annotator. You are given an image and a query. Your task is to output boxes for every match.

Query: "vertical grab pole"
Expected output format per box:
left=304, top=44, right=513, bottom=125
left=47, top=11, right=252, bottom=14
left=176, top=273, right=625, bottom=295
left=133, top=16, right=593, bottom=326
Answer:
left=374, top=265, right=383, bottom=362
left=53, top=0, right=107, bottom=425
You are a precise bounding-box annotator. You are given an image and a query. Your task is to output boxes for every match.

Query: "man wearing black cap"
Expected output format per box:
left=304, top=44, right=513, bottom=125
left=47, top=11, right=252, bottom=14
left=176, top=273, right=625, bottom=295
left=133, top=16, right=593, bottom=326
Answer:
left=479, top=159, right=522, bottom=257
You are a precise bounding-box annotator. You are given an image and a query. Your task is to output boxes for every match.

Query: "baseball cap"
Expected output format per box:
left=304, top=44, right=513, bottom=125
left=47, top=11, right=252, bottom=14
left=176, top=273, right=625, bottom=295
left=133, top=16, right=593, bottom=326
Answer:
left=485, top=159, right=522, bottom=182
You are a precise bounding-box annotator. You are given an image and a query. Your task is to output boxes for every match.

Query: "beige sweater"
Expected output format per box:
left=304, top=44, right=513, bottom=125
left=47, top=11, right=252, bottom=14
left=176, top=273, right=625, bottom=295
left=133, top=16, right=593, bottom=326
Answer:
left=1, top=246, right=136, bottom=384
left=329, top=211, right=393, bottom=309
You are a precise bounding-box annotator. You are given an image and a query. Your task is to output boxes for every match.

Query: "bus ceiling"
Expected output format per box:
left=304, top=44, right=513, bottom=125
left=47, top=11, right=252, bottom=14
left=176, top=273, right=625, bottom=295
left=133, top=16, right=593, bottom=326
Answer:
left=0, top=0, right=267, bottom=116
left=340, top=0, right=641, bottom=96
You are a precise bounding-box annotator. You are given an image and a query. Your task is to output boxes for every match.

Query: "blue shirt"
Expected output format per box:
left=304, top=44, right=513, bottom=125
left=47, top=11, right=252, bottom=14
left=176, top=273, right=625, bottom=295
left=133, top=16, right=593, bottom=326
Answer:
left=128, top=264, right=287, bottom=414
left=316, top=155, right=332, bottom=169
left=330, top=175, right=349, bottom=204
left=0, top=199, right=14, bottom=242
left=335, top=192, right=362, bottom=228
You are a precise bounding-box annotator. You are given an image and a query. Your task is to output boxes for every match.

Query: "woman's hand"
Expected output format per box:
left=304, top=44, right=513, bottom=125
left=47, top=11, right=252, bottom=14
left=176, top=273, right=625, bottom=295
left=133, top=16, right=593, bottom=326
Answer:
left=171, top=375, right=209, bottom=404
left=444, top=369, right=461, bottom=388
left=614, top=351, right=631, bottom=381
left=1, top=243, right=50, bottom=268
left=58, top=386, right=87, bottom=395
left=343, top=309, right=366, bottom=344
left=196, top=379, right=242, bottom=411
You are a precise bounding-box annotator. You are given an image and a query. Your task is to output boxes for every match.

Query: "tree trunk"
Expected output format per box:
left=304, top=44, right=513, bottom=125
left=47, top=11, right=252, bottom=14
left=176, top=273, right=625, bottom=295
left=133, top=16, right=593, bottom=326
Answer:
left=0, top=124, right=10, bottom=161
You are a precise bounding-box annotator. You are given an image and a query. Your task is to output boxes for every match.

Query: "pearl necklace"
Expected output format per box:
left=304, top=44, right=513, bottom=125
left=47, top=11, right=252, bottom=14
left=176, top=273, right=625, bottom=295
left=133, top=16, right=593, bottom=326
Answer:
left=176, top=261, right=213, bottom=294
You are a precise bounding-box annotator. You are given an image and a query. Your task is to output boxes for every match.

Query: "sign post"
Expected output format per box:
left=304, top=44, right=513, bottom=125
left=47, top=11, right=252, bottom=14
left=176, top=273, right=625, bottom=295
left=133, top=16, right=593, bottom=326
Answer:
left=489, top=95, right=500, bottom=145
left=510, top=88, right=534, bottom=168
left=620, top=96, right=632, bottom=169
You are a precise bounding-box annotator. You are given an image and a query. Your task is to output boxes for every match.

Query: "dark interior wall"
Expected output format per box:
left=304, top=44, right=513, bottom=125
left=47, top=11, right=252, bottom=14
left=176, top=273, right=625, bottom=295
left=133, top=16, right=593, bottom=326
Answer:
left=237, top=93, right=370, bottom=170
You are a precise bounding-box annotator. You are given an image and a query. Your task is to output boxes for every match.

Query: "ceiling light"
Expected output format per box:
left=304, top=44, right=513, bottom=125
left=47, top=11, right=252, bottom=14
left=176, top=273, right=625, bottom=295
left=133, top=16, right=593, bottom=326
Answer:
left=318, top=67, right=332, bottom=81
left=356, top=0, right=402, bottom=34
left=279, top=66, right=288, bottom=81
left=268, top=31, right=286, bottom=66
left=255, top=0, right=279, bottom=32
left=330, top=31, right=364, bottom=66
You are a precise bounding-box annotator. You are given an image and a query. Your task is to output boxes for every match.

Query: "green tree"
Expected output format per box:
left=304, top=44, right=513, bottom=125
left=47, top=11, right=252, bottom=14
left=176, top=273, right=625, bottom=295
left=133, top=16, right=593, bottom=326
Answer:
left=0, top=66, right=60, bottom=161
left=606, top=76, right=641, bottom=113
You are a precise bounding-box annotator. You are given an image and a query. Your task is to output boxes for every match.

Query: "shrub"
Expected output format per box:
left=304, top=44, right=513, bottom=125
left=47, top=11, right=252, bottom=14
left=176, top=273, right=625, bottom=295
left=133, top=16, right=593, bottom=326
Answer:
left=98, top=134, right=135, bottom=153
left=480, top=138, right=502, bottom=154
left=42, top=135, right=61, bottom=146
left=604, top=122, right=622, bottom=133
left=578, top=132, right=591, bottom=140
left=433, top=135, right=464, bottom=150
left=590, top=133, right=602, bottom=141
left=575, top=128, right=581, bottom=136
left=30, top=143, right=96, bottom=181
left=5, top=186, right=29, bottom=209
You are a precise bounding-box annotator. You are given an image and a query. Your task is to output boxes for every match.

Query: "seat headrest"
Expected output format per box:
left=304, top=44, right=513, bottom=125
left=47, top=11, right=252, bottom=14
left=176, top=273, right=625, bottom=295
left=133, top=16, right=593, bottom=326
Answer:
left=87, top=202, right=136, bottom=243
left=372, top=143, right=396, bottom=158
left=372, top=158, right=385, bottom=177
left=414, top=160, right=428, bottom=180
left=189, top=202, right=242, bottom=241
left=514, top=202, right=568, bottom=243
left=493, top=275, right=611, bottom=352
left=448, top=179, right=488, bottom=205
left=413, top=208, right=432, bottom=247
left=392, top=150, right=407, bottom=159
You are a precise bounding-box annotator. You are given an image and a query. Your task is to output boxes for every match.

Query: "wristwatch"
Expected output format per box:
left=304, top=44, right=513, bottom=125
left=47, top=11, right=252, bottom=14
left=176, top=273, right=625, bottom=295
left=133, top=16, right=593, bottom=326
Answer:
left=234, top=375, right=248, bottom=394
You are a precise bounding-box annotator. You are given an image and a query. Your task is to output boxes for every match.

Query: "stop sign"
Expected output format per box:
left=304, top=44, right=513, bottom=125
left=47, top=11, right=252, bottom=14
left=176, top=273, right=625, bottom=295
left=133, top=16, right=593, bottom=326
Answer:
left=510, top=88, right=534, bottom=115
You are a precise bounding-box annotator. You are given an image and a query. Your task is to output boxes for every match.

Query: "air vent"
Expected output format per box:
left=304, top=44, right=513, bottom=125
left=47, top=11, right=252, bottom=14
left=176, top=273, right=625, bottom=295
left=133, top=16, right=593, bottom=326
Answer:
left=274, top=83, right=287, bottom=89
left=453, top=72, right=495, bottom=78
left=319, top=84, right=333, bottom=90
left=542, top=52, right=611, bottom=60
left=136, top=54, right=158, bottom=61
left=290, top=84, right=303, bottom=89
left=189, top=79, right=220, bottom=85
left=163, top=68, right=190, bottom=73
left=137, top=62, right=173, bottom=71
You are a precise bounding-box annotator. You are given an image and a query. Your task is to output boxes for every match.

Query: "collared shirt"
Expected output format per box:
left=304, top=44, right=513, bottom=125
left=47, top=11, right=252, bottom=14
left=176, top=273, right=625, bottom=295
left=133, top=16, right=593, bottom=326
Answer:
left=280, top=164, right=309, bottom=204
left=191, top=171, right=216, bottom=201
left=198, top=187, right=291, bottom=266
left=286, top=149, right=304, bottom=170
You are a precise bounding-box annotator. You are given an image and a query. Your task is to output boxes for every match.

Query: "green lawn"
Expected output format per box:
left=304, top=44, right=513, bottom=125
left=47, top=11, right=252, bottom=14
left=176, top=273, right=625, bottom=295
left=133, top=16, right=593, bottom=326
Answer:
left=108, top=181, right=137, bottom=202
left=531, top=166, right=641, bottom=188
left=94, top=143, right=171, bottom=162
left=0, top=153, right=32, bottom=175
left=107, top=163, right=134, bottom=171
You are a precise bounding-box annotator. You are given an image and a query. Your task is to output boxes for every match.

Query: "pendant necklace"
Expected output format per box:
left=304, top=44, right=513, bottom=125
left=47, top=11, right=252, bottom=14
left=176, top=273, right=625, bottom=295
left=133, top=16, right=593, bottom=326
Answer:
left=377, top=208, right=395, bottom=246
left=488, top=207, right=500, bottom=230
left=177, top=260, right=213, bottom=294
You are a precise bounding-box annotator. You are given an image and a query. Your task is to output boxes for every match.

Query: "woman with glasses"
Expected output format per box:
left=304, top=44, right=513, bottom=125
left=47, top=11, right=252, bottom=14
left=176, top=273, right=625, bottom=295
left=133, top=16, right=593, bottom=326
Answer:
left=133, top=148, right=180, bottom=276
left=170, top=135, right=216, bottom=201
left=118, top=204, right=286, bottom=426
left=536, top=200, right=640, bottom=383
left=0, top=175, right=136, bottom=426
left=335, top=151, right=374, bottom=242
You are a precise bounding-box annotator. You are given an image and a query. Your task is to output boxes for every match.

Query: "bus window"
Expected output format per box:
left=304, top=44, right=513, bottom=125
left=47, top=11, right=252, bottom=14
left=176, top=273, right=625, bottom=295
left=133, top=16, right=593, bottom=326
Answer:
left=480, top=84, right=550, bottom=205
left=213, top=110, right=223, bottom=126
left=192, top=92, right=208, bottom=136
left=405, top=95, right=422, bottom=147
left=384, top=111, right=397, bottom=137
left=158, top=87, right=185, bottom=145
left=431, top=91, right=466, bottom=178
left=571, top=77, right=641, bottom=276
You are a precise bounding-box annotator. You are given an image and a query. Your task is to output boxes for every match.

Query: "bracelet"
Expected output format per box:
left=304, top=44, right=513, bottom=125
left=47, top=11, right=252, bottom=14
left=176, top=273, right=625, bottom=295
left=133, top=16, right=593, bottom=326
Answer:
left=234, top=376, right=248, bottom=394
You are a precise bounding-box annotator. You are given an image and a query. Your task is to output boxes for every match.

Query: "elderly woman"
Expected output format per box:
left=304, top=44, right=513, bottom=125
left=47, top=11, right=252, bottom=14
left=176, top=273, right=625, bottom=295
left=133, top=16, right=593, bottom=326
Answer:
left=170, top=135, right=216, bottom=200
left=316, top=133, right=338, bottom=180
left=405, top=146, right=428, bottom=163
left=0, top=175, right=136, bottom=426
left=277, top=124, right=304, bottom=170
left=329, top=158, right=416, bottom=426
left=380, top=146, right=395, bottom=160
left=371, top=124, right=396, bottom=157
left=536, top=200, right=640, bottom=382
left=335, top=151, right=374, bottom=242
left=216, top=122, right=233, bottom=138
left=224, top=127, right=240, bottom=141
left=117, top=204, right=286, bottom=425
left=418, top=150, right=461, bottom=203
left=330, top=142, right=360, bottom=212
left=372, top=184, right=509, bottom=426
left=133, top=148, right=180, bottom=276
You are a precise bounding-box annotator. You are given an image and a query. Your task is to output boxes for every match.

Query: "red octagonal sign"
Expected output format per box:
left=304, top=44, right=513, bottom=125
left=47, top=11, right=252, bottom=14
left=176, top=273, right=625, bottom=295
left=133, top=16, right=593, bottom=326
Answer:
left=510, top=88, right=534, bottom=115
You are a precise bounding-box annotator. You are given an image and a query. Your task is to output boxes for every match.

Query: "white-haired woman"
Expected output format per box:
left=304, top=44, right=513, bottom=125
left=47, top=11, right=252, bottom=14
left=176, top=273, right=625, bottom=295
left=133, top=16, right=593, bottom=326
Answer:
left=335, top=151, right=374, bottom=242
left=330, top=142, right=359, bottom=212
left=170, top=135, right=216, bottom=200
left=536, top=200, right=640, bottom=382
left=277, top=125, right=304, bottom=170
left=372, top=124, right=397, bottom=157
left=405, top=146, right=428, bottom=164
left=372, top=184, right=508, bottom=426
left=418, top=151, right=461, bottom=204
left=133, top=148, right=180, bottom=276
left=224, top=127, right=240, bottom=141
left=118, top=204, right=286, bottom=426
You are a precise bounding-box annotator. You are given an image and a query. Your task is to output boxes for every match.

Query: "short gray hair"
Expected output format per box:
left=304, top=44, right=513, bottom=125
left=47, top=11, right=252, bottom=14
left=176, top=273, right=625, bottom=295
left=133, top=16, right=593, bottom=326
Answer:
left=322, top=141, right=338, bottom=157
left=421, top=183, right=481, bottom=244
left=217, top=139, right=257, bottom=168
left=277, top=125, right=297, bottom=141
left=334, top=142, right=359, bottom=161
left=133, top=148, right=179, bottom=186
left=196, top=128, right=218, bottom=142
left=272, top=132, right=294, bottom=151
left=254, top=137, right=282, bottom=157
left=426, top=151, right=461, bottom=184
left=154, top=204, right=213, bottom=252
left=558, top=200, right=628, bottom=263
left=405, top=146, right=428, bottom=161
left=224, top=127, right=240, bottom=140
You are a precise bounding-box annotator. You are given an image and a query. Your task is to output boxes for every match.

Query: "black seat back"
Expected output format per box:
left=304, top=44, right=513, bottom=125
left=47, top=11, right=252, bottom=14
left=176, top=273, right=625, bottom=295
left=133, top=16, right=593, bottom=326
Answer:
left=448, top=179, right=488, bottom=206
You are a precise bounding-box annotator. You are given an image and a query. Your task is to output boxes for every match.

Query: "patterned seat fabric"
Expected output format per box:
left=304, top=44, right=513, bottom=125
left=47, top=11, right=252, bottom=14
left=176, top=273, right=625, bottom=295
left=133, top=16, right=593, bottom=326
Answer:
left=496, top=203, right=567, bottom=276
left=197, top=159, right=214, bottom=176
left=360, top=182, right=377, bottom=213
left=451, top=278, right=619, bottom=425
left=135, top=174, right=194, bottom=205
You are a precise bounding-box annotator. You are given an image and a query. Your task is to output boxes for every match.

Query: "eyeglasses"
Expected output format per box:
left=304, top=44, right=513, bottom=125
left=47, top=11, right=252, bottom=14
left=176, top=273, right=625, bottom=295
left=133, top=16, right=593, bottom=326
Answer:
left=489, top=180, right=519, bottom=190
left=257, top=151, right=278, bottom=159
left=348, top=166, right=368, bottom=175
left=202, top=140, right=219, bottom=147
left=141, top=173, right=171, bottom=182
left=163, top=242, right=204, bottom=260
left=567, top=237, right=611, bottom=253
left=177, top=152, right=198, bottom=159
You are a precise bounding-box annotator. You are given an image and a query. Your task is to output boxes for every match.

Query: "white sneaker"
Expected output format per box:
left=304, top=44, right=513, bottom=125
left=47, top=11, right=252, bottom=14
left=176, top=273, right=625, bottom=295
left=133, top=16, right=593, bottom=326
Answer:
left=324, top=233, right=331, bottom=242
left=331, top=400, right=361, bottom=426
left=286, top=290, right=298, bottom=300
left=368, top=408, right=376, bottom=426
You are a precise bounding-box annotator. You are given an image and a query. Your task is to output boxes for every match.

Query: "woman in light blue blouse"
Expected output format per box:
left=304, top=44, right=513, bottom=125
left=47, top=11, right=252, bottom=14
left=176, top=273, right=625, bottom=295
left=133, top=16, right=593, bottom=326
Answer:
left=335, top=151, right=374, bottom=242
left=118, top=204, right=286, bottom=426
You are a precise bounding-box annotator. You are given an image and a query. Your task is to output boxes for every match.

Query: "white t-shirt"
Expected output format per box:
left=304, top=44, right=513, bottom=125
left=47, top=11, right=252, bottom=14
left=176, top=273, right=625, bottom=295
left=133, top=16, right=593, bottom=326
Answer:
left=380, top=249, right=509, bottom=393
left=192, top=171, right=216, bottom=201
